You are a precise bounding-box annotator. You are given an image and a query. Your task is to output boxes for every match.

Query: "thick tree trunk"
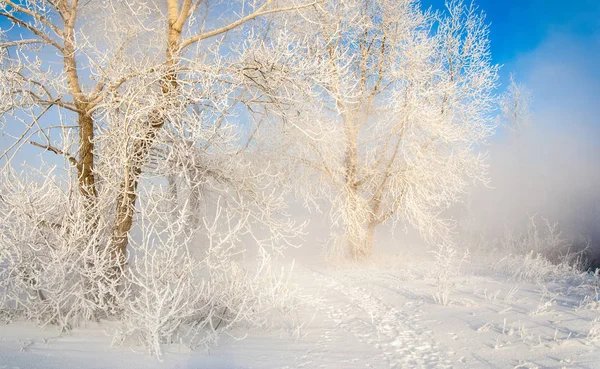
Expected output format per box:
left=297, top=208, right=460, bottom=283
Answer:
left=341, top=115, right=386, bottom=260
left=110, top=120, right=162, bottom=270
left=77, top=112, right=97, bottom=199
left=64, top=12, right=98, bottom=202
left=343, top=116, right=368, bottom=259
left=111, top=177, right=139, bottom=269
left=348, top=221, right=376, bottom=260
left=109, top=2, right=183, bottom=272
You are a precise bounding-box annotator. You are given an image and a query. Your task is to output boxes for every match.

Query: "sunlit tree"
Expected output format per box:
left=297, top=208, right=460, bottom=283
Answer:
left=279, top=0, right=499, bottom=259
left=0, top=0, right=316, bottom=353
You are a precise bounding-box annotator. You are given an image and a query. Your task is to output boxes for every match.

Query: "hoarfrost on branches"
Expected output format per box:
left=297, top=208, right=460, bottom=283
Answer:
left=273, top=0, right=500, bottom=258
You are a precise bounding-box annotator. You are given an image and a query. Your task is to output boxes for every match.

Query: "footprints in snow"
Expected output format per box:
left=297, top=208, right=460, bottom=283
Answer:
left=312, top=271, right=453, bottom=368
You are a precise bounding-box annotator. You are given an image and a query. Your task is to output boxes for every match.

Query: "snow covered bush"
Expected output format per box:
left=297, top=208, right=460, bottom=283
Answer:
left=0, top=168, right=122, bottom=329
left=0, top=165, right=300, bottom=358
left=501, top=215, right=584, bottom=263
left=431, top=244, right=470, bottom=306
left=486, top=216, right=588, bottom=282
left=113, top=193, right=299, bottom=359
left=588, top=317, right=600, bottom=341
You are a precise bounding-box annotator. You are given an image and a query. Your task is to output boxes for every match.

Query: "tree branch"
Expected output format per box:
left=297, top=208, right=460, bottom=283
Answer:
left=0, top=12, right=64, bottom=52
left=0, top=39, right=47, bottom=48
left=181, top=0, right=321, bottom=50
left=29, top=141, right=79, bottom=168
left=1, top=0, right=63, bottom=36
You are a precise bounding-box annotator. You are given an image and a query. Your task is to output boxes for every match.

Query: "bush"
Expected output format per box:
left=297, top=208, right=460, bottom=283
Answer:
left=485, top=215, right=587, bottom=282
left=0, top=168, right=299, bottom=358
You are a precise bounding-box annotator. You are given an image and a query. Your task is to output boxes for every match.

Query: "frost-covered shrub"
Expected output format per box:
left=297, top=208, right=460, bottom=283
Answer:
left=486, top=216, right=587, bottom=282
left=492, top=252, right=580, bottom=283
left=0, top=168, right=300, bottom=358
left=431, top=244, right=469, bottom=306
left=588, top=317, right=600, bottom=341
left=501, top=215, right=585, bottom=263
left=0, top=169, right=121, bottom=329
left=114, top=202, right=298, bottom=358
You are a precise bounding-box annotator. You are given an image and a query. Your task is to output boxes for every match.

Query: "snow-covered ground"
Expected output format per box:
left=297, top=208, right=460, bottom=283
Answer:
left=2, top=254, right=600, bottom=369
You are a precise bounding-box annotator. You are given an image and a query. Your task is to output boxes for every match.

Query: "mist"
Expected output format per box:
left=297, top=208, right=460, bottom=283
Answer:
left=460, top=30, right=600, bottom=261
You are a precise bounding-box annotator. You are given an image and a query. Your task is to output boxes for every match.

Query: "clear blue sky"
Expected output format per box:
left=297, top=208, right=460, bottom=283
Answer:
left=426, top=0, right=600, bottom=65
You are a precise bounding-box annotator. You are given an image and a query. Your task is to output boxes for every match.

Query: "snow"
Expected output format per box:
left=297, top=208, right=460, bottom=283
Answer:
left=2, top=256, right=600, bottom=369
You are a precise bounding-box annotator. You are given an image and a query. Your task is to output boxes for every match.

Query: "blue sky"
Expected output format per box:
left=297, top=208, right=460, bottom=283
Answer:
left=449, top=0, right=600, bottom=238
left=426, top=0, right=600, bottom=65
left=425, top=0, right=600, bottom=135
left=427, top=0, right=600, bottom=122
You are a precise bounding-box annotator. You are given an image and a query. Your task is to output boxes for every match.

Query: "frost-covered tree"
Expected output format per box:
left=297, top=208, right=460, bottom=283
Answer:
left=0, top=0, right=316, bottom=353
left=2, top=0, right=318, bottom=272
left=279, top=0, right=499, bottom=259
left=499, top=74, right=532, bottom=138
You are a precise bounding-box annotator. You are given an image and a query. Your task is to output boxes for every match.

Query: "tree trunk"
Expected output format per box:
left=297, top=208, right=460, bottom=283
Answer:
left=109, top=3, right=183, bottom=273
left=77, top=112, right=97, bottom=199
left=348, top=221, right=376, bottom=260
left=110, top=120, right=162, bottom=271
left=64, top=12, right=98, bottom=202
left=343, top=115, right=368, bottom=259
left=111, top=177, right=139, bottom=270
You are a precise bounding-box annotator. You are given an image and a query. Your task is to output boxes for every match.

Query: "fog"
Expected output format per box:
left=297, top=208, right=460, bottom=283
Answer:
left=466, top=31, right=600, bottom=256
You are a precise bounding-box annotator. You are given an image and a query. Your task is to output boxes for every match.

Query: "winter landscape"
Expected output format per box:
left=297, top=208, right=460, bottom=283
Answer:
left=1, top=0, right=599, bottom=368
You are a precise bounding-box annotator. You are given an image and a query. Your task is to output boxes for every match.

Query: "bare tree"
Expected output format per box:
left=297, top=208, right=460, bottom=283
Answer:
left=278, top=0, right=499, bottom=259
